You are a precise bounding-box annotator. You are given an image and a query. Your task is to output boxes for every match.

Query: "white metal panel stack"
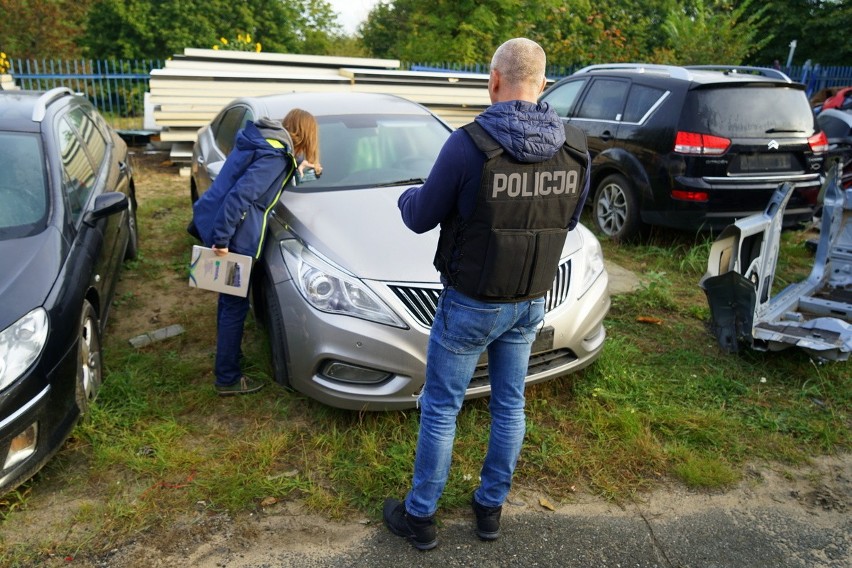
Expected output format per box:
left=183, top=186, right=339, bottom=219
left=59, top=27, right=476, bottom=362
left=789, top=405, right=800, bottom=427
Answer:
left=148, top=48, right=492, bottom=159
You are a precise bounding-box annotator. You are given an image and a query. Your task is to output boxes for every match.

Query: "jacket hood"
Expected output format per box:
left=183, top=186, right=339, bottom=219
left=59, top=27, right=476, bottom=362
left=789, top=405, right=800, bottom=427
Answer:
left=236, top=119, right=293, bottom=152
left=475, top=100, right=565, bottom=163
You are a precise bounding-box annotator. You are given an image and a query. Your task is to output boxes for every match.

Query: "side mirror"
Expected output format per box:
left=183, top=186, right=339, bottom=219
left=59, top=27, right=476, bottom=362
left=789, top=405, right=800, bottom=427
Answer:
left=206, top=160, right=225, bottom=180
left=84, top=192, right=128, bottom=227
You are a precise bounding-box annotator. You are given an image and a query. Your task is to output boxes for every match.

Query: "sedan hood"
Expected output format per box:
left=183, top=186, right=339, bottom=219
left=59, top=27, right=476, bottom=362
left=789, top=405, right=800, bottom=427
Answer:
left=0, top=228, right=62, bottom=329
left=280, top=186, right=441, bottom=282
left=278, top=186, right=585, bottom=283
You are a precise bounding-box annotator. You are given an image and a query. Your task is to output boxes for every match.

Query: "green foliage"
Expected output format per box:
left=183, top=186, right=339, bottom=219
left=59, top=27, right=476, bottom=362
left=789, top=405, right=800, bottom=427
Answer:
left=361, top=0, right=779, bottom=67
left=743, top=0, right=852, bottom=66
left=655, top=0, right=772, bottom=64
left=79, top=0, right=341, bottom=60
left=0, top=0, right=93, bottom=59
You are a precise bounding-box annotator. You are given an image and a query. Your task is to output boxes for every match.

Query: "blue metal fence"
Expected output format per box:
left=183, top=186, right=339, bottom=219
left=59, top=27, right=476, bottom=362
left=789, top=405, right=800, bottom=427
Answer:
left=5, top=58, right=852, bottom=130
left=7, top=58, right=162, bottom=130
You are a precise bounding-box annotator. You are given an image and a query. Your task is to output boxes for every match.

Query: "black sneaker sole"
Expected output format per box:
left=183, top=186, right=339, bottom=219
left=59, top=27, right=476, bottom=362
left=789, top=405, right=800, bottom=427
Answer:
left=476, top=528, right=500, bottom=541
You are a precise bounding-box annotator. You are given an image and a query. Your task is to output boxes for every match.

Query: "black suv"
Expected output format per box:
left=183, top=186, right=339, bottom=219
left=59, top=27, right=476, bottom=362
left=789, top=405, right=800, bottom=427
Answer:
left=540, top=64, right=828, bottom=241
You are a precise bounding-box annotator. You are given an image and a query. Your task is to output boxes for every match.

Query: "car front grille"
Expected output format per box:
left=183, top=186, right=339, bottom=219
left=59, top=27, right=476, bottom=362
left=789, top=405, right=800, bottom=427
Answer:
left=389, top=260, right=572, bottom=328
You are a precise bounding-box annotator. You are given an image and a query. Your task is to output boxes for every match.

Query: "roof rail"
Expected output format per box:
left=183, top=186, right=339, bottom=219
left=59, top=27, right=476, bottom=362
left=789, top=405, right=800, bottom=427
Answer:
left=31, top=87, right=73, bottom=122
left=685, top=65, right=792, bottom=82
left=574, top=63, right=693, bottom=81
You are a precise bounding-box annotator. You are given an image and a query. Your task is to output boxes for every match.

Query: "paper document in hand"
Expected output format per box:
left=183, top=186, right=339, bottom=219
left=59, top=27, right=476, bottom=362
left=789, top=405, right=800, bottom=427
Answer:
left=188, top=245, right=253, bottom=297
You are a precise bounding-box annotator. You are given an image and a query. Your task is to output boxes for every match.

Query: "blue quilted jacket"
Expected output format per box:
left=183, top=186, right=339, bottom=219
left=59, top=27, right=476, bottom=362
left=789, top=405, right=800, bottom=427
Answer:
left=192, top=119, right=296, bottom=257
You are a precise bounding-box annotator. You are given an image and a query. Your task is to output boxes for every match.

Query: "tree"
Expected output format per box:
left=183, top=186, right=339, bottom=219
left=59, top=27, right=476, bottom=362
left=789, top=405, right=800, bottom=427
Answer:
left=0, top=0, right=93, bottom=59
left=79, top=0, right=341, bottom=60
left=359, top=0, right=770, bottom=68
left=654, top=0, right=771, bottom=65
left=362, top=0, right=519, bottom=63
left=742, top=0, right=852, bottom=67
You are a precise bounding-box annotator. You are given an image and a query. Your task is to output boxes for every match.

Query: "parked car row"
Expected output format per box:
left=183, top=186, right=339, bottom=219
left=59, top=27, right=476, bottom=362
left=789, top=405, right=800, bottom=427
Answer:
left=2, top=61, right=838, bottom=494
left=0, top=87, right=137, bottom=495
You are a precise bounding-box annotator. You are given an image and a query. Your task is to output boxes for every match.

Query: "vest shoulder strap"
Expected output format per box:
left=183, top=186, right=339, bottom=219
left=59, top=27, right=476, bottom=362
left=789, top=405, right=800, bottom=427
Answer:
left=562, top=123, right=587, bottom=155
left=461, top=122, right=503, bottom=159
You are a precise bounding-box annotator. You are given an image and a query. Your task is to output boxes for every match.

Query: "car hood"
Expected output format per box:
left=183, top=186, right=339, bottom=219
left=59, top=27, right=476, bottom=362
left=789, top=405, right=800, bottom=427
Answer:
left=0, top=228, right=62, bottom=329
left=280, top=186, right=440, bottom=282
left=278, top=186, right=584, bottom=282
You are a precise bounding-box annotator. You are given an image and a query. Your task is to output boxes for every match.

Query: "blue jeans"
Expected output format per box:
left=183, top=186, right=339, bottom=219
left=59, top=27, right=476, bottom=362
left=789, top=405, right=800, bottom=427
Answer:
left=405, top=287, right=546, bottom=518
left=215, top=292, right=250, bottom=386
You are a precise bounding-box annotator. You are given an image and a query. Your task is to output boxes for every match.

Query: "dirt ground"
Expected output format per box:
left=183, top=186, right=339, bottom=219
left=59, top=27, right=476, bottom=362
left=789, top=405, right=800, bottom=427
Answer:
left=14, top=454, right=851, bottom=567
left=3, top=149, right=849, bottom=567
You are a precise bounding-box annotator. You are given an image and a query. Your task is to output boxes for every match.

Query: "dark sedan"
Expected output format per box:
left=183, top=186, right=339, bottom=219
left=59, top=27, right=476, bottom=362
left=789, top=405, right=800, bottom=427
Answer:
left=0, top=88, right=138, bottom=494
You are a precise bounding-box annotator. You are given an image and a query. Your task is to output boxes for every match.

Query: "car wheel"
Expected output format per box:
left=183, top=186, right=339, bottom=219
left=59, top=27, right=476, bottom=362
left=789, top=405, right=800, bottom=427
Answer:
left=124, top=195, right=139, bottom=260
left=75, top=300, right=102, bottom=417
left=262, top=276, right=292, bottom=389
left=593, top=173, right=642, bottom=242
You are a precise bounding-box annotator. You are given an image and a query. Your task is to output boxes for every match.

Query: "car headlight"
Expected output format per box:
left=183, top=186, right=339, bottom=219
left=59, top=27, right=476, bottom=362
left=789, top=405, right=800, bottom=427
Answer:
left=0, top=308, right=49, bottom=391
left=579, top=233, right=606, bottom=295
left=280, top=239, right=406, bottom=328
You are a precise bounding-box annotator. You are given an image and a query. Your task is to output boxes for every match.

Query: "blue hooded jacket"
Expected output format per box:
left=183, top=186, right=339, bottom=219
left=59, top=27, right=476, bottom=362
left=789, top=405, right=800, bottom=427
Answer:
left=398, top=100, right=590, bottom=234
left=192, top=119, right=296, bottom=257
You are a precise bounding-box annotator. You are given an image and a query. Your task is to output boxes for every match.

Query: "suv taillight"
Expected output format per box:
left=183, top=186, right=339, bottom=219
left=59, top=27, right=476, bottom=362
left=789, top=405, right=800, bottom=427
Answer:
left=674, top=131, right=731, bottom=156
left=808, top=131, right=829, bottom=154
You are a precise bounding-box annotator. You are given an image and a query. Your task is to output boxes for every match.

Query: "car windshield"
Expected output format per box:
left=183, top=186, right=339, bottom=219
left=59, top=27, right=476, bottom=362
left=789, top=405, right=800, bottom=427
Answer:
left=0, top=133, right=48, bottom=239
left=682, top=86, right=815, bottom=137
left=291, top=113, right=451, bottom=191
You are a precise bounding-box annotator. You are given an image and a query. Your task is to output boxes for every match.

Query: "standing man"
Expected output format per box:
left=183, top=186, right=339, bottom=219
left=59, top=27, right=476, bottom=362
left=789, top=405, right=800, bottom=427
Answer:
left=383, top=38, right=590, bottom=550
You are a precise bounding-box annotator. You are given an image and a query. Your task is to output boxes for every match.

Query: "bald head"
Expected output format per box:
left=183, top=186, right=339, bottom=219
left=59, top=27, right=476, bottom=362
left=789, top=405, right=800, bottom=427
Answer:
left=488, top=38, right=547, bottom=103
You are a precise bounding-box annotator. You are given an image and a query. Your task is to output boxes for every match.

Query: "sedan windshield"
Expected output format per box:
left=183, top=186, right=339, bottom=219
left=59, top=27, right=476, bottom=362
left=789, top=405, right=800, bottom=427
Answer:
left=0, top=133, right=48, bottom=238
left=293, top=114, right=451, bottom=191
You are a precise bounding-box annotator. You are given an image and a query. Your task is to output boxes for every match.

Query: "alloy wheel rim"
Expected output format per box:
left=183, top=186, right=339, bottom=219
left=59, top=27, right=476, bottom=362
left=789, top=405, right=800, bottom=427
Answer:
left=597, top=183, right=628, bottom=235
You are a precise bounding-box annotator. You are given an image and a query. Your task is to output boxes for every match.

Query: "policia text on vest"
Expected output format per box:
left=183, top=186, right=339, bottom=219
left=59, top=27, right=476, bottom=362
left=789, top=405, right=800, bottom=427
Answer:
left=489, top=167, right=582, bottom=200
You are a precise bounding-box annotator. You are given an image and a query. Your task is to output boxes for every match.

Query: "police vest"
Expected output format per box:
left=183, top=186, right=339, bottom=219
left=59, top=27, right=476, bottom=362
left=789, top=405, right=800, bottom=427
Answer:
left=434, top=121, right=588, bottom=301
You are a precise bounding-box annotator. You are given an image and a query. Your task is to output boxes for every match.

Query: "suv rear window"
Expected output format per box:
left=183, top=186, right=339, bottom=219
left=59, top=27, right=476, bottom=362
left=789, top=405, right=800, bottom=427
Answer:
left=681, top=86, right=814, bottom=137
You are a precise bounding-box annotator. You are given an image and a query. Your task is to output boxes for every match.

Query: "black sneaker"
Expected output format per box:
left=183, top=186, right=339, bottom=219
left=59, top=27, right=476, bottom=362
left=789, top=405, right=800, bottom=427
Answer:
left=472, top=496, right=502, bottom=540
left=382, top=498, right=437, bottom=550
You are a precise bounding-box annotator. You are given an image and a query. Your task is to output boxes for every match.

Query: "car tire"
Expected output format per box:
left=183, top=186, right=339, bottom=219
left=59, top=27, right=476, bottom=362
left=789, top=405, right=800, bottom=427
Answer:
left=124, top=195, right=139, bottom=260
left=75, top=300, right=102, bottom=417
left=593, top=173, right=642, bottom=242
left=262, top=275, right=292, bottom=389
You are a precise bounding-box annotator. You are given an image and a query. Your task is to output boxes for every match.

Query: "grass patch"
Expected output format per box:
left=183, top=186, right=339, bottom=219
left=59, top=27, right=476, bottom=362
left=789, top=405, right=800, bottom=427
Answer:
left=1, top=156, right=849, bottom=564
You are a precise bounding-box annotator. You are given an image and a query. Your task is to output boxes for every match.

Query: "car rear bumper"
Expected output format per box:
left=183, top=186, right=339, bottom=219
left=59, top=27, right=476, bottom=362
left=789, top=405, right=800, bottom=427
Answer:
left=645, top=175, right=820, bottom=231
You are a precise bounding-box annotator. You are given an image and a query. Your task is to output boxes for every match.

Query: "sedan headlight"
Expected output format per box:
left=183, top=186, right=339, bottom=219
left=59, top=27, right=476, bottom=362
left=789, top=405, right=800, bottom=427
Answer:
left=579, top=233, right=606, bottom=296
left=0, top=308, right=49, bottom=391
left=280, top=239, right=406, bottom=328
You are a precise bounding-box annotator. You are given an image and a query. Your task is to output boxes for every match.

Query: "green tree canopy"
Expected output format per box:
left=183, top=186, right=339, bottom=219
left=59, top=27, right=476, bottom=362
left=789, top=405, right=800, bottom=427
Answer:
left=0, top=0, right=93, bottom=59
left=80, top=0, right=341, bottom=60
left=743, top=0, right=851, bottom=67
left=360, top=0, right=772, bottom=67
left=654, top=0, right=771, bottom=65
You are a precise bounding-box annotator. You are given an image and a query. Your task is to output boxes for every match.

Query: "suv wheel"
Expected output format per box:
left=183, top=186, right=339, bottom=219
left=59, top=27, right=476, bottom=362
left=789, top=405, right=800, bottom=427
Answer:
left=594, top=173, right=641, bottom=242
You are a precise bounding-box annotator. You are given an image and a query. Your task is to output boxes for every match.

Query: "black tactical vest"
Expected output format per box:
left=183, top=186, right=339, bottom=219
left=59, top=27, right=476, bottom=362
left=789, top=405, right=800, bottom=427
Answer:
left=434, top=121, right=588, bottom=301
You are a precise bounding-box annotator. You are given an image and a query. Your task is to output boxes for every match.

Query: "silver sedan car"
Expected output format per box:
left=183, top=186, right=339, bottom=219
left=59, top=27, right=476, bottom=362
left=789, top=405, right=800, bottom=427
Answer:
left=191, top=92, right=610, bottom=410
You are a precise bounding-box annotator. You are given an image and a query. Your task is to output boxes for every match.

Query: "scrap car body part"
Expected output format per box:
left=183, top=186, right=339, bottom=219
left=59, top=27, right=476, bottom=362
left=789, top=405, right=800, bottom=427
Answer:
left=699, top=162, right=851, bottom=361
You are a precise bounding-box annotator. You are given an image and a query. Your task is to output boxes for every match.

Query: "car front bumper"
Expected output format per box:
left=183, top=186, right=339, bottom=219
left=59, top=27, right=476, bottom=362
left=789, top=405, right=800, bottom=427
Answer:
left=270, top=266, right=610, bottom=411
